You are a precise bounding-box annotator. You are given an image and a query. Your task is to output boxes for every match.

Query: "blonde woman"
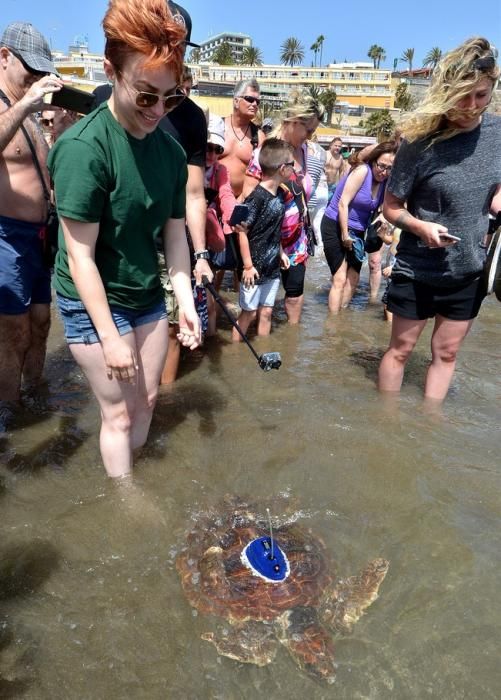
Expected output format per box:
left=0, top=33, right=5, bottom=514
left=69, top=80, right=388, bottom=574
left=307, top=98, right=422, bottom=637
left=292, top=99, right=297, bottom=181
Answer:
left=243, top=96, right=324, bottom=323
left=378, top=37, right=501, bottom=401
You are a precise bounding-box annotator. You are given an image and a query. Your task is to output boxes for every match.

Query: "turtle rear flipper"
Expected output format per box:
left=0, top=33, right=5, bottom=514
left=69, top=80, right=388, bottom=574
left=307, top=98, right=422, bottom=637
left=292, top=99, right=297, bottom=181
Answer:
left=276, top=608, right=337, bottom=684
left=201, top=621, right=278, bottom=666
left=322, top=558, right=389, bottom=634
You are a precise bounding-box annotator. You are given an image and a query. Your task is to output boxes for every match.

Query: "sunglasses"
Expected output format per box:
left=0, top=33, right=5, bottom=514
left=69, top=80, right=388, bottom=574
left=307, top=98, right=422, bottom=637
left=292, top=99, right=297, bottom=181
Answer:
left=10, top=50, right=48, bottom=77
left=375, top=162, right=393, bottom=173
left=41, top=118, right=54, bottom=127
left=472, top=55, right=497, bottom=72
left=240, top=95, right=261, bottom=106
left=121, top=76, right=186, bottom=113
left=282, top=161, right=295, bottom=168
left=207, top=143, right=224, bottom=155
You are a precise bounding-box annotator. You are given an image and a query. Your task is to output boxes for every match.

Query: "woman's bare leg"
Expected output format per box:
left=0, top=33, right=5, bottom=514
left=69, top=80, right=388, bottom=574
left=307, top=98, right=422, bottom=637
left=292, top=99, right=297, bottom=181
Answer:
left=284, top=295, right=303, bottom=324
left=70, top=318, right=168, bottom=477
left=328, top=260, right=348, bottom=314
left=341, top=268, right=360, bottom=308
left=368, top=251, right=382, bottom=302
left=378, top=315, right=428, bottom=392
left=424, top=315, right=474, bottom=400
left=232, top=309, right=256, bottom=341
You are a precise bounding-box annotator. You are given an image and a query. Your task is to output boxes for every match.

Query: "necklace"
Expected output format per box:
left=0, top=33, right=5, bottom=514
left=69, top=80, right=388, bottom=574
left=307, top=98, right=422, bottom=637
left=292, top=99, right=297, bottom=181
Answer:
left=230, top=116, right=250, bottom=147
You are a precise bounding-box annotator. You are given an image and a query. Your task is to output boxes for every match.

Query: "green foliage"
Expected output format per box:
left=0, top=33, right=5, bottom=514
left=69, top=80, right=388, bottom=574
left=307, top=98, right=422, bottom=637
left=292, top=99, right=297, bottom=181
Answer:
left=400, top=48, right=415, bottom=73
left=240, top=46, right=263, bottom=66
left=318, top=88, right=337, bottom=124
left=423, top=47, right=442, bottom=71
left=394, top=82, right=414, bottom=111
left=368, top=44, right=386, bottom=69
left=362, top=109, right=396, bottom=139
left=316, top=35, right=326, bottom=66
left=188, top=47, right=200, bottom=64
left=280, top=37, right=305, bottom=67
left=212, top=42, right=235, bottom=66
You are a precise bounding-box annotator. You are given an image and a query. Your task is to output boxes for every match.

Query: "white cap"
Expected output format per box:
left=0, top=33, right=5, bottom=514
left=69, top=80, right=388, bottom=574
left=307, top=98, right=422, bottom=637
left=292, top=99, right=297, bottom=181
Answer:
left=207, top=114, right=225, bottom=149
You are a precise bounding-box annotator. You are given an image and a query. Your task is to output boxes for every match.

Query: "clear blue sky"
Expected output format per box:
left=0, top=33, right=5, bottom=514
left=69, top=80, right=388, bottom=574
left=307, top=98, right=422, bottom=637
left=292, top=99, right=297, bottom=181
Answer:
left=3, top=0, right=501, bottom=68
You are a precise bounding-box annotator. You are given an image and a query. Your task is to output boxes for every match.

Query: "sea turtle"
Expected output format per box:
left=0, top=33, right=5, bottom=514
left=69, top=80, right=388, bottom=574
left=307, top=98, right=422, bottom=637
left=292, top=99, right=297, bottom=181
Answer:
left=176, top=497, right=389, bottom=684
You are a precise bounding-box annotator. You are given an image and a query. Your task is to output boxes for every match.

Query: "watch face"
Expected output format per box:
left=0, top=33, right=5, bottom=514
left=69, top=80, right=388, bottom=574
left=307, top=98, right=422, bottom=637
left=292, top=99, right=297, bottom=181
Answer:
left=195, top=251, right=210, bottom=260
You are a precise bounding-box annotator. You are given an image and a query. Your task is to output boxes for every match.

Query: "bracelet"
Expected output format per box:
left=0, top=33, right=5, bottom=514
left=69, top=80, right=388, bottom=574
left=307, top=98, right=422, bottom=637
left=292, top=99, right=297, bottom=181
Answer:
left=194, top=250, right=210, bottom=261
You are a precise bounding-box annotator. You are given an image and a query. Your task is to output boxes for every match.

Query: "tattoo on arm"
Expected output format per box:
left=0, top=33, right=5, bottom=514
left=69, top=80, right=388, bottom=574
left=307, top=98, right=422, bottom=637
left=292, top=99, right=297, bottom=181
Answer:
left=395, top=211, right=412, bottom=229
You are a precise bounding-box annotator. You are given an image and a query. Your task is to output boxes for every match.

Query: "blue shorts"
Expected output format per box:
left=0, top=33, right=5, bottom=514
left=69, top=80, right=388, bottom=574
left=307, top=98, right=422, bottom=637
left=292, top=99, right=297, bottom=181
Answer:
left=239, top=277, right=280, bottom=311
left=0, top=214, right=51, bottom=314
left=56, top=294, right=167, bottom=344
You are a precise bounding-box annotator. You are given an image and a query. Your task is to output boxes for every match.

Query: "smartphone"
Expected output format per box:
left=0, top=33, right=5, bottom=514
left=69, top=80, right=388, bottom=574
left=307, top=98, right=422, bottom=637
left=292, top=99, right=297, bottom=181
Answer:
left=229, top=204, right=249, bottom=227
left=439, top=233, right=461, bottom=242
left=45, top=85, right=95, bottom=115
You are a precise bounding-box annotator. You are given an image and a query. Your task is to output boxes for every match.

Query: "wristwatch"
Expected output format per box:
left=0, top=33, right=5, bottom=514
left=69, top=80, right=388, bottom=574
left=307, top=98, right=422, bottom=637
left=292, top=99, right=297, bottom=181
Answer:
left=194, top=250, right=210, bottom=261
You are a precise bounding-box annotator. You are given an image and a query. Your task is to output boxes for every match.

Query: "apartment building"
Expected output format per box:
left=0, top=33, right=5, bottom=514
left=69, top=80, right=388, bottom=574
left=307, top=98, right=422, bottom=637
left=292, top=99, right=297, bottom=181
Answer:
left=190, top=62, right=394, bottom=109
left=199, top=32, right=252, bottom=63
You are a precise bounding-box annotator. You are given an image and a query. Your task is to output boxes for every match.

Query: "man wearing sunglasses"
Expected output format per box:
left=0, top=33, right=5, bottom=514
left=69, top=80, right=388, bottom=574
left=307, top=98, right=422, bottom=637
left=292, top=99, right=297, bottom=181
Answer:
left=220, top=79, right=265, bottom=200
left=0, top=21, right=63, bottom=425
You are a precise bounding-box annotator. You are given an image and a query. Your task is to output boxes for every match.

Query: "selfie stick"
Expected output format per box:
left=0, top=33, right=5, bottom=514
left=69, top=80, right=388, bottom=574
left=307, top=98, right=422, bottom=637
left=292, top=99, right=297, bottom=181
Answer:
left=202, top=276, right=281, bottom=372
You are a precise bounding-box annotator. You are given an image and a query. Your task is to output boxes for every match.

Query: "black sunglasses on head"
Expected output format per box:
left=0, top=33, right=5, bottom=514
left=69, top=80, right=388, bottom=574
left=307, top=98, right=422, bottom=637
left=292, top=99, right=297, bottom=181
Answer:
left=473, top=55, right=497, bottom=72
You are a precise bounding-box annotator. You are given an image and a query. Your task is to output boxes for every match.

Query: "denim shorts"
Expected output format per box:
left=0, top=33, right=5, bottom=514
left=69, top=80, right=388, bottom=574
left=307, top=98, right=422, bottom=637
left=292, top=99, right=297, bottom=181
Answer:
left=239, top=277, right=280, bottom=311
left=56, top=294, right=167, bottom=344
left=0, top=214, right=51, bottom=314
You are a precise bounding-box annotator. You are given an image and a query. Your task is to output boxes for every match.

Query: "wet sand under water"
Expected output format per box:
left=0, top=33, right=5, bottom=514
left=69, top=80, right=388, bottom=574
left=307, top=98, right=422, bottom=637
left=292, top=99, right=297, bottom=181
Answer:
left=0, top=256, right=500, bottom=699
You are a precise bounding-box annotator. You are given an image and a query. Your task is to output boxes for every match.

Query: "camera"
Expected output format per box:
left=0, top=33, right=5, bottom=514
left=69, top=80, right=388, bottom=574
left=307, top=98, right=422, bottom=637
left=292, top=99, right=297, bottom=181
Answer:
left=258, top=352, right=282, bottom=371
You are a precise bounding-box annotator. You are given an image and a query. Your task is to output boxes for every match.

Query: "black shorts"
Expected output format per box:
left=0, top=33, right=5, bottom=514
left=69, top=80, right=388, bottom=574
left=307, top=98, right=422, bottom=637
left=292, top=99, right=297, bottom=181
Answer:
left=387, top=275, right=486, bottom=321
left=280, top=262, right=306, bottom=298
left=321, top=215, right=364, bottom=275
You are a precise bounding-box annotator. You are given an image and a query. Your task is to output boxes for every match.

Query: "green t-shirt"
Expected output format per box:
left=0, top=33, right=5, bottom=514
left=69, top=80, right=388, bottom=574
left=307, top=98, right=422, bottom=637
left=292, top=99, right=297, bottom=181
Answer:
left=48, top=103, right=187, bottom=310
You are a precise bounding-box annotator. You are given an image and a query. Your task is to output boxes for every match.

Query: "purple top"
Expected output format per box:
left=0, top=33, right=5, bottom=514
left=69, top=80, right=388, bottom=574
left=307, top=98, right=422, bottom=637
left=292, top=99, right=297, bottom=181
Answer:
left=324, top=164, right=385, bottom=231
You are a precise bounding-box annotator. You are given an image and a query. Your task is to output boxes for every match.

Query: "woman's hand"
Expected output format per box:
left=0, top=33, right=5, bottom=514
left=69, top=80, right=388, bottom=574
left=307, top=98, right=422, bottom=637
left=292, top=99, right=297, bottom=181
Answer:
left=242, top=266, right=259, bottom=288
left=341, top=234, right=353, bottom=250
left=177, top=307, right=202, bottom=350
left=280, top=251, right=290, bottom=270
left=101, top=336, right=138, bottom=383
left=382, top=265, right=393, bottom=278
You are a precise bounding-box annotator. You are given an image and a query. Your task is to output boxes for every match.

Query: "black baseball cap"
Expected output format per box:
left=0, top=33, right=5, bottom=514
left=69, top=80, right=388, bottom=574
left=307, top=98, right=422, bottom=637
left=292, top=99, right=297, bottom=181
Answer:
left=168, top=2, right=200, bottom=48
left=1, top=22, right=57, bottom=74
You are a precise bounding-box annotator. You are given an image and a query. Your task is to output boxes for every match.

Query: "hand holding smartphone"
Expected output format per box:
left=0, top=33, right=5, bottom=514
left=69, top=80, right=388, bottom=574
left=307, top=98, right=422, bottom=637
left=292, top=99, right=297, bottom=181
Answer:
left=229, top=204, right=249, bottom=227
left=439, top=233, right=461, bottom=242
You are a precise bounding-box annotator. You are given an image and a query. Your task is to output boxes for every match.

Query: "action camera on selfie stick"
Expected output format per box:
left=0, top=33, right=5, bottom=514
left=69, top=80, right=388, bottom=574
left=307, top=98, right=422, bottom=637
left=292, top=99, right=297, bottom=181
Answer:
left=202, top=276, right=282, bottom=372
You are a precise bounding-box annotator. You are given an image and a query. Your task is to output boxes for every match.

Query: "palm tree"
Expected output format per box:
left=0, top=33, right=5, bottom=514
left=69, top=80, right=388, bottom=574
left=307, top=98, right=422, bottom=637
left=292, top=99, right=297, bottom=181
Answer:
left=310, top=40, right=319, bottom=67
left=400, top=48, right=415, bottom=73
left=375, top=46, right=386, bottom=68
left=319, top=88, right=337, bottom=124
left=212, top=41, right=234, bottom=65
left=316, top=35, right=326, bottom=66
left=423, top=47, right=442, bottom=71
left=188, top=47, right=200, bottom=64
left=368, top=44, right=379, bottom=69
left=362, top=109, right=396, bottom=139
left=280, top=37, right=305, bottom=67
left=240, top=46, right=263, bottom=66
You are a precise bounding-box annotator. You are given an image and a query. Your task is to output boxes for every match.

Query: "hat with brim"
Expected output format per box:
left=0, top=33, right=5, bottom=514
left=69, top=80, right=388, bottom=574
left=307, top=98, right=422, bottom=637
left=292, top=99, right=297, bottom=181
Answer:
left=168, top=2, right=200, bottom=48
left=207, top=114, right=225, bottom=149
left=1, top=22, right=57, bottom=74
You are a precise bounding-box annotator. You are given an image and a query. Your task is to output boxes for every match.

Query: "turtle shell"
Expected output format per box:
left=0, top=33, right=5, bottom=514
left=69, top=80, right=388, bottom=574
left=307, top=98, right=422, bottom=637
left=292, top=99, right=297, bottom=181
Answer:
left=176, top=499, right=333, bottom=622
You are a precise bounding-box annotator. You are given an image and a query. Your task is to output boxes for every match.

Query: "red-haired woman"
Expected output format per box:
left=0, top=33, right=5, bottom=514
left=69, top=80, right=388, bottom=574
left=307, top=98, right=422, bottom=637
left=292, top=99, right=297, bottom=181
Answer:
left=48, top=0, right=201, bottom=479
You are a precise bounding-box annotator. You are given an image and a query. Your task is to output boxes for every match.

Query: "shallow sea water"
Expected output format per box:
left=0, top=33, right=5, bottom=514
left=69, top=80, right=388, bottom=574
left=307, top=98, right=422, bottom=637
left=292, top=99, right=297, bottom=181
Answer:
left=0, top=255, right=500, bottom=699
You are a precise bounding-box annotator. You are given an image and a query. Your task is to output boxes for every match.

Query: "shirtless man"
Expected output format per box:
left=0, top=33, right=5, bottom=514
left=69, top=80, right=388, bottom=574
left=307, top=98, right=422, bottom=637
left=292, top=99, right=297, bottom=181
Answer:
left=0, top=22, right=63, bottom=419
left=220, top=79, right=265, bottom=199
left=325, top=137, right=348, bottom=202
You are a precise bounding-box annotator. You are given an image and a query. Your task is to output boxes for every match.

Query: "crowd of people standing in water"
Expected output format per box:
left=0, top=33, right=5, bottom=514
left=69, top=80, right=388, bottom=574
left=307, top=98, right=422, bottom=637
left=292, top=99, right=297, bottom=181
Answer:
left=0, top=0, right=499, bottom=479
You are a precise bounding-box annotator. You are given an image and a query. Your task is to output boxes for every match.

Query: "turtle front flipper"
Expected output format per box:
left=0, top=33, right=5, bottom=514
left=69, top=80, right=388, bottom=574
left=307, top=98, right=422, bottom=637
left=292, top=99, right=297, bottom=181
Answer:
left=322, top=558, right=389, bottom=634
left=201, top=621, right=278, bottom=667
left=275, top=608, right=337, bottom=684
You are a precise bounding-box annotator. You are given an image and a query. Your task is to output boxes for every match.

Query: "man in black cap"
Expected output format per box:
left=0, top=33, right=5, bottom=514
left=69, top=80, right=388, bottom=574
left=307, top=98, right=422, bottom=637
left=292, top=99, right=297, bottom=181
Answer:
left=0, top=22, right=63, bottom=422
left=92, top=2, right=211, bottom=383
